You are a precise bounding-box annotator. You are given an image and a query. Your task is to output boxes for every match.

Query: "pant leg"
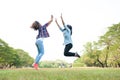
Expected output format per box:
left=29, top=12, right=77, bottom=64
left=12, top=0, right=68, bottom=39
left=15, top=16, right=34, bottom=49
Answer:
left=64, top=43, right=75, bottom=56
left=35, top=39, right=44, bottom=64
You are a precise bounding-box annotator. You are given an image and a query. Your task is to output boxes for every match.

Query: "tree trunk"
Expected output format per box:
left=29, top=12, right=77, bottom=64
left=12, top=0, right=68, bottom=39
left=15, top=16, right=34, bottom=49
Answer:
left=117, top=62, right=120, bottom=67
left=104, top=46, right=109, bottom=67
left=97, top=56, right=104, bottom=68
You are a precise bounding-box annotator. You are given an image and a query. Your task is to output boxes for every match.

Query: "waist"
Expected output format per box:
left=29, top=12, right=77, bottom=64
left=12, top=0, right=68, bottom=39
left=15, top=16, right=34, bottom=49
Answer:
left=36, top=38, right=44, bottom=41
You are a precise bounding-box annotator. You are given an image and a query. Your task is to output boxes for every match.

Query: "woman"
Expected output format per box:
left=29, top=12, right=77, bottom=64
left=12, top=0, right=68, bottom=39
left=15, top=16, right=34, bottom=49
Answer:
left=31, top=15, right=53, bottom=70
left=55, top=14, right=80, bottom=58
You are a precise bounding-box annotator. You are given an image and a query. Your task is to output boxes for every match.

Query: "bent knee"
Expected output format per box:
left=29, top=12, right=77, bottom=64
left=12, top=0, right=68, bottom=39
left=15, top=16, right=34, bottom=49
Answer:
left=64, top=52, right=68, bottom=56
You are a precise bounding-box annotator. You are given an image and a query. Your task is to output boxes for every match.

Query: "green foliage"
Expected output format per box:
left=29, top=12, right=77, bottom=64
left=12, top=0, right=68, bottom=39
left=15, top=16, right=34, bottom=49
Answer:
left=75, top=22, right=120, bottom=67
left=0, top=38, right=34, bottom=68
left=15, top=49, right=34, bottom=67
left=0, top=39, right=19, bottom=68
left=39, top=60, right=71, bottom=68
left=72, top=63, right=86, bottom=67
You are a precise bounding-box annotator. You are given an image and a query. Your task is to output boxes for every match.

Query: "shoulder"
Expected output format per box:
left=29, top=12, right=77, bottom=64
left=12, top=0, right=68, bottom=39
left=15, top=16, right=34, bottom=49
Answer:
left=64, top=25, right=69, bottom=31
left=43, top=23, right=48, bottom=28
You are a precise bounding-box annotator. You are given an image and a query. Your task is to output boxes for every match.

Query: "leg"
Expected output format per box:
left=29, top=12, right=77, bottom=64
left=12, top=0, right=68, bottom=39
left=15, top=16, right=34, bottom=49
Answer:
left=33, top=40, right=44, bottom=70
left=35, top=39, right=44, bottom=64
left=64, top=43, right=75, bottom=56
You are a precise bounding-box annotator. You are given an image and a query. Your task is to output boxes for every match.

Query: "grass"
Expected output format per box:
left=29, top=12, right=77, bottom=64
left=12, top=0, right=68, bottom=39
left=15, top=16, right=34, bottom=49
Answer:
left=0, top=67, right=120, bottom=80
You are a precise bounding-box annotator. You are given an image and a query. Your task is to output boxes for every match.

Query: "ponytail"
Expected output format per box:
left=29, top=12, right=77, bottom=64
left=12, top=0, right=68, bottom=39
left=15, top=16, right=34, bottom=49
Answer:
left=67, top=25, right=72, bottom=35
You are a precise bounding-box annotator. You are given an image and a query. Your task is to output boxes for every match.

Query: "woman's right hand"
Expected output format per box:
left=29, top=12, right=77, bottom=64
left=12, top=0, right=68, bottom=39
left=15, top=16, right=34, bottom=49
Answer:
left=51, top=15, right=53, bottom=21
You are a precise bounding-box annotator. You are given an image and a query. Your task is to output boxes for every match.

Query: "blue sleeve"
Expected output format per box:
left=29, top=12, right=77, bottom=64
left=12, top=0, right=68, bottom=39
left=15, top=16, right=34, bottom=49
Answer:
left=59, top=27, right=63, bottom=32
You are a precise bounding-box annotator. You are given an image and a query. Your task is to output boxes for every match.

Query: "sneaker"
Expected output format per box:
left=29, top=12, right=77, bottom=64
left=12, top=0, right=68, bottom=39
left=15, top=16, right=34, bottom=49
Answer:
left=34, top=63, right=39, bottom=70
left=75, top=52, right=80, bottom=58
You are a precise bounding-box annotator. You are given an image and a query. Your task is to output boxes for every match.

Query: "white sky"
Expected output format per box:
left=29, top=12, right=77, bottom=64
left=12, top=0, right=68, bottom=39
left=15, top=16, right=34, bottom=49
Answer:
left=0, top=0, right=120, bottom=63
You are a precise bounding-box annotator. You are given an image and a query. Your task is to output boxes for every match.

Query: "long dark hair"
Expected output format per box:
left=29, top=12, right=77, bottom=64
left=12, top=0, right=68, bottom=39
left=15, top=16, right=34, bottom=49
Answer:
left=31, top=21, right=39, bottom=30
left=67, top=24, right=72, bottom=35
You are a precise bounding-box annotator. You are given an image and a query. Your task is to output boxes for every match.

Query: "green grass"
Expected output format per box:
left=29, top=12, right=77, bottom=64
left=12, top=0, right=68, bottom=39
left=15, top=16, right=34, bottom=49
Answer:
left=0, top=68, right=120, bottom=80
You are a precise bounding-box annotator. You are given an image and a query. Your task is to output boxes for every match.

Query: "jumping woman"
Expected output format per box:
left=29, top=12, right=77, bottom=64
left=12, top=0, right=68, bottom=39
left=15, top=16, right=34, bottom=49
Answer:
left=55, top=14, right=80, bottom=58
left=31, top=15, right=53, bottom=70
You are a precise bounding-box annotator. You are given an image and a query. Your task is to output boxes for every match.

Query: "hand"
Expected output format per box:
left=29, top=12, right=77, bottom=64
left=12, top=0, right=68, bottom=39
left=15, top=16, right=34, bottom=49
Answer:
left=55, top=18, right=57, bottom=23
left=60, top=13, right=62, bottom=18
left=51, top=15, right=53, bottom=21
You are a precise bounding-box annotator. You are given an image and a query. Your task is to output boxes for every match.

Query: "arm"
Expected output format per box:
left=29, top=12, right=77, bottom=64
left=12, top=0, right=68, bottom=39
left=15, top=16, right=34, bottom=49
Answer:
left=55, top=19, right=61, bottom=29
left=60, top=13, right=65, bottom=27
left=55, top=18, right=63, bottom=31
left=46, top=15, right=53, bottom=26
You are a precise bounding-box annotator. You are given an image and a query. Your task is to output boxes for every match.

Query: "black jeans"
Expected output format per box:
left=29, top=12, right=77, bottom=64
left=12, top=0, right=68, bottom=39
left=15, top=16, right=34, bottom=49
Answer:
left=64, top=43, right=75, bottom=56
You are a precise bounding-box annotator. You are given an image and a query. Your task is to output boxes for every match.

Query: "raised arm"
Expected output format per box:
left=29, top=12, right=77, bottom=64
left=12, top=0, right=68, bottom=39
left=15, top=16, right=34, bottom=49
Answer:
left=55, top=18, right=64, bottom=31
left=55, top=18, right=61, bottom=29
left=47, top=15, right=53, bottom=26
left=60, top=14, right=65, bottom=26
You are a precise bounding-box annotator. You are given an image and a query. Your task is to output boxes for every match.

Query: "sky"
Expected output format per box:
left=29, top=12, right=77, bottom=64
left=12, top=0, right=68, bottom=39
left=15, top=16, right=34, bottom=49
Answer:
left=0, top=0, right=120, bottom=63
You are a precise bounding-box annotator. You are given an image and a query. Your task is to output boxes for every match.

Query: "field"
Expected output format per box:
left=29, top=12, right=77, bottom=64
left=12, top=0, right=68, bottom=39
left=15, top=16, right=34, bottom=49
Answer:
left=0, top=67, right=120, bottom=80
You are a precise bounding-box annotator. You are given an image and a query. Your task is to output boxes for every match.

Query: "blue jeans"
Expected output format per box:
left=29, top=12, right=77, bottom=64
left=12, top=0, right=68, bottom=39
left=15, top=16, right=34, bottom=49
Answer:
left=35, top=39, right=44, bottom=64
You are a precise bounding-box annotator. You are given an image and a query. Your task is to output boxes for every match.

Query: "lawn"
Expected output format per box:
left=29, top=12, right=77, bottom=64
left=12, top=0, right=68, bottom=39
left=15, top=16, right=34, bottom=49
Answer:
left=0, top=67, right=120, bottom=80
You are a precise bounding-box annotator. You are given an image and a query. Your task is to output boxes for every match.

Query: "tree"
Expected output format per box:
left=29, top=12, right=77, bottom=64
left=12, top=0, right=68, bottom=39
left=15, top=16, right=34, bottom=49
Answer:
left=0, top=38, right=34, bottom=68
left=0, top=39, right=20, bottom=68
left=15, top=49, right=34, bottom=67
left=104, top=23, right=120, bottom=67
left=73, top=23, right=120, bottom=68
